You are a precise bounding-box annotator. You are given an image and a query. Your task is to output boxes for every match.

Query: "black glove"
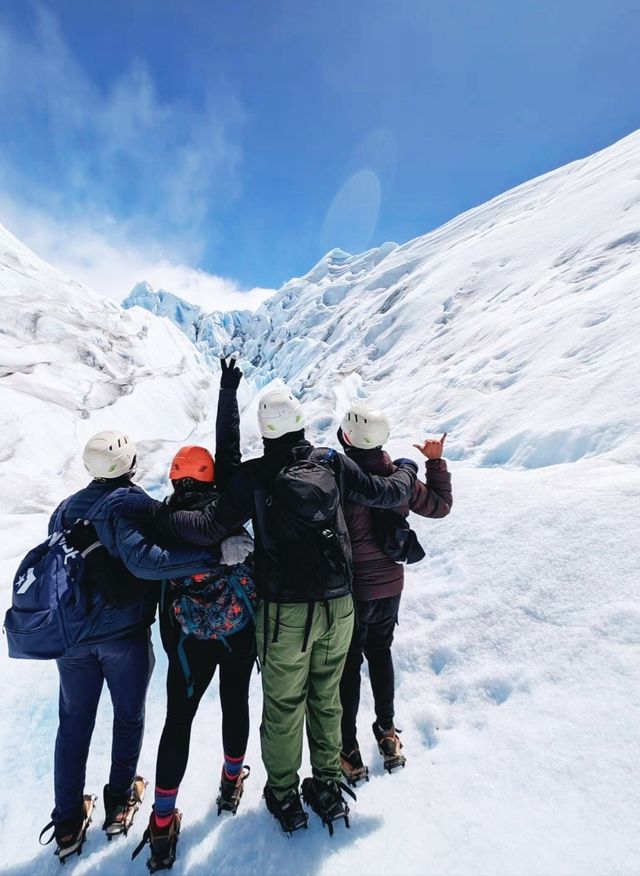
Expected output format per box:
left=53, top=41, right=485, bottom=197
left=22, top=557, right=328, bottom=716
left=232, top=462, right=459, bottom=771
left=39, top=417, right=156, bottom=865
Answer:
left=393, top=458, right=419, bottom=475
left=220, top=357, right=242, bottom=390
left=67, top=519, right=101, bottom=556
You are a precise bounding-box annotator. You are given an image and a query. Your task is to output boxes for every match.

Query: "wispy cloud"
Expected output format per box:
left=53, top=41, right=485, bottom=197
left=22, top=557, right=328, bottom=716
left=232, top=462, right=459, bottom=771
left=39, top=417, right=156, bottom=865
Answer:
left=0, top=195, right=273, bottom=310
left=0, top=6, right=265, bottom=306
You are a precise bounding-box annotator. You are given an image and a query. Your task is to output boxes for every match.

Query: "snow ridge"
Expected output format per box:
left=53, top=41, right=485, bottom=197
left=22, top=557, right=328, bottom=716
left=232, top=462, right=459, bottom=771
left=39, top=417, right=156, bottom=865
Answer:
left=126, top=130, right=640, bottom=470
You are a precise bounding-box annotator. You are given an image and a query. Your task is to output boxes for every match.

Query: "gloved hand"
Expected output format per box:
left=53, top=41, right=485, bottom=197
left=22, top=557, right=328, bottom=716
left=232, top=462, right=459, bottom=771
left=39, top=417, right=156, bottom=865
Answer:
left=220, top=357, right=243, bottom=389
left=67, top=519, right=101, bottom=556
left=220, top=533, right=254, bottom=566
left=393, top=458, right=419, bottom=475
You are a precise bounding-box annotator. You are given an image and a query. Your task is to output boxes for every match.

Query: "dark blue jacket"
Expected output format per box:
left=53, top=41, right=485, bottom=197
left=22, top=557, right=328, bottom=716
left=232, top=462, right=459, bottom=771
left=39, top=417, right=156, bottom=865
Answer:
left=49, top=479, right=220, bottom=644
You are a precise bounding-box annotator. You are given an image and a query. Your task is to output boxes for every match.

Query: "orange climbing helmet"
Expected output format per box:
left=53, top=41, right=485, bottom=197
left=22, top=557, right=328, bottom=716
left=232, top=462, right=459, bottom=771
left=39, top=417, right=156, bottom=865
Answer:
left=169, top=445, right=215, bottom=483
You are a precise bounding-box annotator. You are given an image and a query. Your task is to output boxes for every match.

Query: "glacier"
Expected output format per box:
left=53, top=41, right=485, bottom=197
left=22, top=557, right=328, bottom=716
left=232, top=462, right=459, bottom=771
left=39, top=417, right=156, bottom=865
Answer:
left=1, top=130, right=640, bottom=875
left=124, top=133, right=640, bottom=471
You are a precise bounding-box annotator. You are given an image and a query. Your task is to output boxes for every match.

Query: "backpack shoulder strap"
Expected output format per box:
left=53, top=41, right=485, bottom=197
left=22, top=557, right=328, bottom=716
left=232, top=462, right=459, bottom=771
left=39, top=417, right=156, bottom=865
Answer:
left=51, top=499, right=70, bottom=533
left=227, top=570, right=256, bottom=622
left=176, top=629, right=195, bottom=698
left=159, top=580, right=170, bottom=614
left=308, top=446, right=337, bottom=466
left=85, top=492, right=113, bottom=522
left=309, top=448, right=342, bottom=493
left=57, top=491, right=112, bottom=531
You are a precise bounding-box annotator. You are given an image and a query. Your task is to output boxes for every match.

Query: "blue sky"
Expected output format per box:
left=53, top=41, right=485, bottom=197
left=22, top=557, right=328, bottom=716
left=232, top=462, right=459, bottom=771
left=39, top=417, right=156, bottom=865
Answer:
left=0, top=0, right=639, bottom=305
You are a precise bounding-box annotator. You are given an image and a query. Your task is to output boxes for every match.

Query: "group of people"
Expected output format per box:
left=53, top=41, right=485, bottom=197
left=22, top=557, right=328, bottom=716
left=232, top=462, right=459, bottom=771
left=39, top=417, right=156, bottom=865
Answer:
left=38, top=358, right=452, bottom=870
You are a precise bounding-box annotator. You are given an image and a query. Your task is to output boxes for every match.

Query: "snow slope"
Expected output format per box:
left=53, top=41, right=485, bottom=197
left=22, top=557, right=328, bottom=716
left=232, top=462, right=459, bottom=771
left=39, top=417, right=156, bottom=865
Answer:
left=125, top=130, right=640, bottom=470
left=2, top=131, right=640, bottom=876
left=0, top=221, right=232, bottom=507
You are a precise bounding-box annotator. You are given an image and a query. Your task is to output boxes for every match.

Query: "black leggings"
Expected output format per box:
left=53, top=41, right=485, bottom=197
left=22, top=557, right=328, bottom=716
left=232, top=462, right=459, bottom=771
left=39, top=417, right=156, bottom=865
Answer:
left=339, top=594, right=401, bottom=752
left=155, top=622, right=255, bottom=791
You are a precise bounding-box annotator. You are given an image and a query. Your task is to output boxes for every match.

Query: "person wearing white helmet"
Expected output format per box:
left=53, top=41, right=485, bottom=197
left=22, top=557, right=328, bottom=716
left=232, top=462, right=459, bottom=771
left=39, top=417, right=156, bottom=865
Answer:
left=135, top=385, right=419, bottom=836
left=337, top=402, right=453, bottom=783
left=256, top=388, right=305, bottom=439
left=42, top=427, right=223, bottom=860
left=340, top=402, right=390, bottom=450
left=82, top=430, right=138, bottom=479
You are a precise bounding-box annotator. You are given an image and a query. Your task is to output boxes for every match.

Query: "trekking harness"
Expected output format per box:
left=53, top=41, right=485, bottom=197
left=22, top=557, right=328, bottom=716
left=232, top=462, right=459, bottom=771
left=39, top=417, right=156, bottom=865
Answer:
left=261, top=597, right=338, bottom=666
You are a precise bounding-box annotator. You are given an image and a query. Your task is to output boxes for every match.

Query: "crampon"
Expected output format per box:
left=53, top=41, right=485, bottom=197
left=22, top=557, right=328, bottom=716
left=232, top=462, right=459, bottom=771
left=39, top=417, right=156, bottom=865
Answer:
left=217, top=765, right=251, bottom=815
left=104, top=776, right=148, bottom=838
left=301, top=777, right=356, bottom=837
left=40, top=794, right=97, bottom=864
left=340, top=747, right=370, bottom=787
left=131, top=808, right=181, bottom=873
left=373, top=722, right=406, bottom=773
left=264, top=785, right=309, bottom=835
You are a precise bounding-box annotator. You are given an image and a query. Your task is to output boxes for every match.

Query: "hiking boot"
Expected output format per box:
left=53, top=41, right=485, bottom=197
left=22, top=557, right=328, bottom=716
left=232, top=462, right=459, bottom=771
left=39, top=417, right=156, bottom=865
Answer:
left=301, top=777, right=355, bottom=836
left=131, top=808, right=181, bottom=873
left=263, top=785, right=308, bottom=834
left=373, top=722, right=406, bottom=772
left=103, top=776, right=147, bottom=837
left=340, top=747, right=369, bottom=786
left=39, top=795, right=96, bottom=862
left=217, top=765, right=251, bottom=815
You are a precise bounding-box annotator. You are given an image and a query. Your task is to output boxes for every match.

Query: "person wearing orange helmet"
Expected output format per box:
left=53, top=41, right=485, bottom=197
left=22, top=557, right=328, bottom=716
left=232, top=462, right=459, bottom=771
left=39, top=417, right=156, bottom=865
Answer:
left=168, top=445, right=216, bottom=483
left=132, top=358, right=256, bottom=872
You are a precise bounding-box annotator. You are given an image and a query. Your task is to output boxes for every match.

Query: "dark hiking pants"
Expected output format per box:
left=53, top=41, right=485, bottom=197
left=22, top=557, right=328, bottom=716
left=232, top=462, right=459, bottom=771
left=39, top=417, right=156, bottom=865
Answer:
left=340, top=593, right=401, bottom=752
left=256, top=595, right=354, bottom=798
left=155, top=622, right=255, bottom=791
left=54, top=630, right=155, bottom=822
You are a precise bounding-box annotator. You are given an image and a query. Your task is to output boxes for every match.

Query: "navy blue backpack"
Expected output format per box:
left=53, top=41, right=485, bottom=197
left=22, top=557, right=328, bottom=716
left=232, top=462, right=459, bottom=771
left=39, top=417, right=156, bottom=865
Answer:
left=4, top=497, right=107, bottom=659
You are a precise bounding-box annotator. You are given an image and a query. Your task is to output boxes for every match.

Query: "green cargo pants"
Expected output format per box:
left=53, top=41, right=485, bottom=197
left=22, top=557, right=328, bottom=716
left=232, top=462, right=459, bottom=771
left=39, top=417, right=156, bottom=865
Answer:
left=256, top=595, right=355, bottom=799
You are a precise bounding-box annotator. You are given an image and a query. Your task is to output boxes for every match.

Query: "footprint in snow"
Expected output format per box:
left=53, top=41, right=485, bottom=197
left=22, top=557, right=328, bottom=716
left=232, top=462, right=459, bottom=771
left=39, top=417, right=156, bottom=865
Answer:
left=593, top=609, right=640, bottom=646
left=438, top=677, right=515, bottom=708
left=430, top=646, right=457, bottom=676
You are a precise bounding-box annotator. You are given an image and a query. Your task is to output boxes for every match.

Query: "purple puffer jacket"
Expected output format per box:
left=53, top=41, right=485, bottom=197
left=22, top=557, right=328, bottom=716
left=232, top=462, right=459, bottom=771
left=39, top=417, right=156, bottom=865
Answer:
left=344, top=448, right=452, bottom=601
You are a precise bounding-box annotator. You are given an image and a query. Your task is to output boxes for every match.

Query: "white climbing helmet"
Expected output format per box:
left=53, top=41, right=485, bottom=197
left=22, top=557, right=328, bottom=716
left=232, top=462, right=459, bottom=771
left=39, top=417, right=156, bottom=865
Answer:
left=341, top=403, right=390, bottom=449
left=82, top=430, right=137, bottom=479
left=257, top=389, right=305, bottom=439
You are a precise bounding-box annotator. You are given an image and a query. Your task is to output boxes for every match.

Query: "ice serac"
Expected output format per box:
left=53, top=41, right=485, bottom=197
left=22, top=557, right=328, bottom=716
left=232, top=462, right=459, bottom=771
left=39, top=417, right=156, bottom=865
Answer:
left=125, top=281, right=203, bottom=341
left=123, top=283, right=271, bottom=377
left=125, top=130, right=640, bottom=468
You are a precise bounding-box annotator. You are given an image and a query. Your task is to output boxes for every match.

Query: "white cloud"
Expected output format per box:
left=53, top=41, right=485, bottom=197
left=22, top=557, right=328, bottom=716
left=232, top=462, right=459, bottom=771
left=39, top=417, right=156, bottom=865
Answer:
left=0, top=195, right=274, bottom=311
left=0, top=8, right=243, bottom=235
left=0, top=8, right=274, bottom=312
left=137, top=263, right=274, bottom=312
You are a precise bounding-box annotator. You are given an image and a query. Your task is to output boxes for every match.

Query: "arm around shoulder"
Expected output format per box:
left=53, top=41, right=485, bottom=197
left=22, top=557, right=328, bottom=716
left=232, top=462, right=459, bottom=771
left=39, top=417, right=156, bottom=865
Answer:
left=112, top=515, right=220, bottom=580
left=155, top=467, right=254, bottom=546
left=340, top=453, right=417, bottom=508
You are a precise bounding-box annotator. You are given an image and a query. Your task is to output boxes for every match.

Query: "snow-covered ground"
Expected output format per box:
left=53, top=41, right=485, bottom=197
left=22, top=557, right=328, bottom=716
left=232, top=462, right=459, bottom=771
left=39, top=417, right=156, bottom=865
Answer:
left=1, top=131, right=640, bottom=875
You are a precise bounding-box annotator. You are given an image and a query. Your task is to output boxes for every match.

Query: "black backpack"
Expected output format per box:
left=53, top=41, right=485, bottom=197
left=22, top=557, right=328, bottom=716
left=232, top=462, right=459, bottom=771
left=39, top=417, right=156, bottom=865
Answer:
left=371, top=508, right=426, bottom=564
left=268, top=449, right=352, bottom=594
